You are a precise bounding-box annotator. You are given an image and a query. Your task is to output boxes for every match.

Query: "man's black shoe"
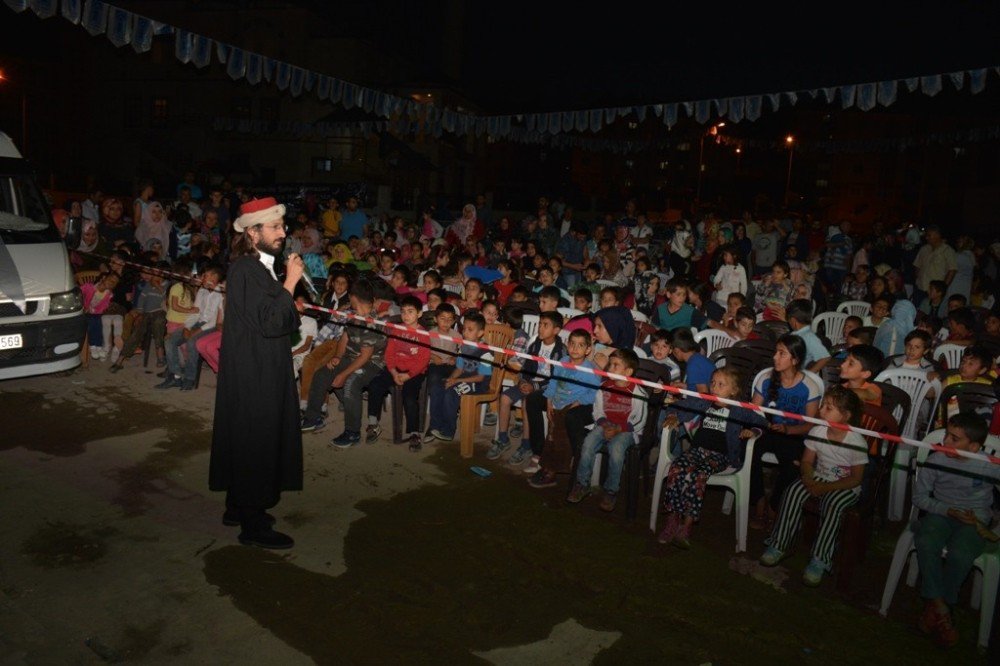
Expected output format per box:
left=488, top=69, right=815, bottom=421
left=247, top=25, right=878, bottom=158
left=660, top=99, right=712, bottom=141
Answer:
left=238, top=528, right=294, bottom=549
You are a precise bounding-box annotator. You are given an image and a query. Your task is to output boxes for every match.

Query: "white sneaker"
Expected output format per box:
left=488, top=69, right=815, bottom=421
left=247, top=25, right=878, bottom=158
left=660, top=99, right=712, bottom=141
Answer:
left=522, top=455, right=541, bottom=475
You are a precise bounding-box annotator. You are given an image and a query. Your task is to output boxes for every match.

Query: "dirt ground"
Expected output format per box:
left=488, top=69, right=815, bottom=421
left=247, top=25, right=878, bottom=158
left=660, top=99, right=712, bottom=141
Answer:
left=0, top=360, right=993, bottom=664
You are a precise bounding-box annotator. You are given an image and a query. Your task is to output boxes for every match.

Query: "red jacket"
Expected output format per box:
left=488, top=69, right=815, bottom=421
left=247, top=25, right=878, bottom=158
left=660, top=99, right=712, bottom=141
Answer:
left=385, top=325, right=431, bottom=376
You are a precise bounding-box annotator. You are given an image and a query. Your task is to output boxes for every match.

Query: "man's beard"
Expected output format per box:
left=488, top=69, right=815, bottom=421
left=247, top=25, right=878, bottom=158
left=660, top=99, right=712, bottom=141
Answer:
left=254, top=236, right=284, bottom=256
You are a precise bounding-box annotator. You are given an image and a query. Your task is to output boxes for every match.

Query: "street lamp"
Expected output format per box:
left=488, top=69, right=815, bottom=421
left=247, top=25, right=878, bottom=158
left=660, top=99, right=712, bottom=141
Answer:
left=696, top=121, right=725, bottom=204
left=784, top=134, right=795, bottom=205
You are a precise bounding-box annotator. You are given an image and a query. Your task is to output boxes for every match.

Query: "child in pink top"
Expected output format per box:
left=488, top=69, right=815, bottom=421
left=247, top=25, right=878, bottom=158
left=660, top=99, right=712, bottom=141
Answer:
left=81, top=272, right=119, bottom=360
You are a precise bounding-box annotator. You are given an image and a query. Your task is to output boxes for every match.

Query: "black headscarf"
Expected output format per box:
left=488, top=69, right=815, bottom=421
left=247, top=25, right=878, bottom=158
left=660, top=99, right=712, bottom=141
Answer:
left=595, top=305, right=636, bottom=349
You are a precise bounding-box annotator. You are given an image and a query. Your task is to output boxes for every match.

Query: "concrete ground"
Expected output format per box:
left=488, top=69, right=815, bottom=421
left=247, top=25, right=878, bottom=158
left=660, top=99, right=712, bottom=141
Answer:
left=0, top=358, right=992, bottom=664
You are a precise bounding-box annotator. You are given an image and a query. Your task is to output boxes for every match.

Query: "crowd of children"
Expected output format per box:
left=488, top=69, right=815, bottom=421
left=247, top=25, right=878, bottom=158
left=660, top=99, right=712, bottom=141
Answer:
left=71, top=191, right=1000, bottom=650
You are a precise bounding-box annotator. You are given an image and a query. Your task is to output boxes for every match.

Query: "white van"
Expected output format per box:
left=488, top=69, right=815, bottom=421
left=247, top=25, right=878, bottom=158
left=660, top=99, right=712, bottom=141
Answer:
left=0, top=131, right=85, bottom=380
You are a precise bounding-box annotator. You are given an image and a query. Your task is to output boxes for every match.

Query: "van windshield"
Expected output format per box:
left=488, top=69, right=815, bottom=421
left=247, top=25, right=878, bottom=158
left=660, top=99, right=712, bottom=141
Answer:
left=0, top=173, right=60, bottom=244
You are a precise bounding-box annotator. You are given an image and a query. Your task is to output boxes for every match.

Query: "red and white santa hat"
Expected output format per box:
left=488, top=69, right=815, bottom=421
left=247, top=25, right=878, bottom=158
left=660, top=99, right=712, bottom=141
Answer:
left=233, top=197, right=286, bottom=232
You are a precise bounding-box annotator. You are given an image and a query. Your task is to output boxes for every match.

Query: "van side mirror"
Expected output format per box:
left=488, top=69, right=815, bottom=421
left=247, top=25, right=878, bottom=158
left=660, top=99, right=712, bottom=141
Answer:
left=64, top=216, right=82, bottom=250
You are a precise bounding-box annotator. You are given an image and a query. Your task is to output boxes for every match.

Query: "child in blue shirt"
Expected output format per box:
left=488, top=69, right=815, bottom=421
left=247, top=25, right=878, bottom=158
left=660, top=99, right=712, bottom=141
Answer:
left=669, top=327, right=715, bottom=395
left=424, top=312, right=493, bottom=442
left=529, top=330, right=601, bottom=488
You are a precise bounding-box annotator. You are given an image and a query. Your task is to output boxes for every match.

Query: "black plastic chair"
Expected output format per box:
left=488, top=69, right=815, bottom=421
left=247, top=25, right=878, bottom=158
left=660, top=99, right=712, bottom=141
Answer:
left=933, top=381, right=999, bottom=428
left=874, top=381, right=912, bottom=444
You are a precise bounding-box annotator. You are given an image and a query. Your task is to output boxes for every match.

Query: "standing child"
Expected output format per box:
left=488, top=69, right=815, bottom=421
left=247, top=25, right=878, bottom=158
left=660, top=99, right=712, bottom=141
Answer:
left=759, top=385, right=870, bottom=586
left=566, top=348, right=648, bottom=512
left=712, top=245, right=748, bottom=307
left=81, top=271, right=119, bottom=360
left=165, top=260, right=199, bottom=335
left=657, top=367, right=766, bottom=547
left=912, top=413, right=1000, bottom=648
left=365, top=296, right=431, bottom=450
left=424, top=312, right=494, bottom=443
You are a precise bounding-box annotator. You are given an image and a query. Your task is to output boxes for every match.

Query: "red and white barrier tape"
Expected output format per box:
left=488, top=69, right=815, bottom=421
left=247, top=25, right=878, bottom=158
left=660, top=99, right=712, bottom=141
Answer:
left=302, top=303, right=1000, bottom=466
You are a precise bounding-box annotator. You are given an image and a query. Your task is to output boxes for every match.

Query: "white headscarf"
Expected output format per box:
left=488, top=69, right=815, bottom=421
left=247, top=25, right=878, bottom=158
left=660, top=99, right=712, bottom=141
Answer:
left=135, top=202, right=171, bottom=252
left=77, top=219, right=99, bottom=253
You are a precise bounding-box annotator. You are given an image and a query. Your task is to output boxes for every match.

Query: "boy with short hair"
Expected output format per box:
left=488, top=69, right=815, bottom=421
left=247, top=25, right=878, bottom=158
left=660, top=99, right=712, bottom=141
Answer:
left=669, top=327, right=715, bottom=395
left=599, top=286, right=622, bottom=309
left=920, top=280, right=948, bottom=320
left=839, top=343, right=885, bottom=406
left=424, top=312, right=494, bottom=442
left=364, top=296, right=431, bottom=450
left=787, top=298, right=831, bottom=372
left=580, top=263, right=603, bottom=295
left=566, top=348, right=648, bottom=512
left=913, top=413, right=1000, bottom=648
left=537, top=286, right=562, bottom=312
left=573, top=288, right=593, bottom=314
left=730, top=306, right=760, bottom=341
left=489, top=311, right=566, bottom=463
left=936, top=345, right=996, bottom=428
left=301, top=281, right=388, bottom=447
left=528, top=329, right=601, bottom=488
left=944, top=307, right=976, bottom=347
left=648, top=328, right=681, bottom=381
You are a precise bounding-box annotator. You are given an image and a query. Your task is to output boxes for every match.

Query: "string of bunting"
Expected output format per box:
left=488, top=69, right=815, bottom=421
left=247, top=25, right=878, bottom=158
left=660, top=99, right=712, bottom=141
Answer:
left=6, top=0, right=1000, bottom=142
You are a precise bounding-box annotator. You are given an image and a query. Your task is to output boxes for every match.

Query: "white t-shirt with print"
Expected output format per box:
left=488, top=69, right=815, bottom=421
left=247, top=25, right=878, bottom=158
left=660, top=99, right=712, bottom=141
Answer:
left=805, top=425, right=869, bottom=492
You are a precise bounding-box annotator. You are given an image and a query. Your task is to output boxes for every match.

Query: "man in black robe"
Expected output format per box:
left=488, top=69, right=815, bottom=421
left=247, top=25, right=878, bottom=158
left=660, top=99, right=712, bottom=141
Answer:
left=209, top=197, right=304, bottom=549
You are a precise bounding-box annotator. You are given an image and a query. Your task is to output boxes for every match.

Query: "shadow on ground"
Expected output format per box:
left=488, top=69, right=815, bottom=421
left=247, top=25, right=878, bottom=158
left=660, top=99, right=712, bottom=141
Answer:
left=203, top=452, right=984, bottom=664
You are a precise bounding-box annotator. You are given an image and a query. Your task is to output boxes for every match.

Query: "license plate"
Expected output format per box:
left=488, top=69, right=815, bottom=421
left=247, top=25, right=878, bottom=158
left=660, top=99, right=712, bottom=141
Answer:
left=0, top=334, right=23, bottom=350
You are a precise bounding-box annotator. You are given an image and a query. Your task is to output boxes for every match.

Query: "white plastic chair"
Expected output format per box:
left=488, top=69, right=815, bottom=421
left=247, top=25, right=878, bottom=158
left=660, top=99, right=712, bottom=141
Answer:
left=521, top=314, right=540, bottom=339
left=596, top=279, right=618, bottom=288
left=632, top=346, right=648, bottom=359
left=649, top=425, right=759, bottom=553
left=874, top=367, right=942, bottom=521
left=630, top=310, right=649, bottom=324
left=812, top=311, right=849, bottom=346
left=694, top=328, right=736, bottom=356
left=934, top=343, right=966, bottom=371
left=837, top=300, right=872, bottom=318
left=879, top=431, right=1000, bottom=649
left=558, top=307, right=584, bottom=320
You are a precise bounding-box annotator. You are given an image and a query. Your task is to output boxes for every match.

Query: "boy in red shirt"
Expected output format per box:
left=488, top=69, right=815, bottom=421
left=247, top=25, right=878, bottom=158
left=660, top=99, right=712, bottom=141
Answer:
left=365, top=296, right=431, bottom=449
left=566, top=348, right=648, bottom=512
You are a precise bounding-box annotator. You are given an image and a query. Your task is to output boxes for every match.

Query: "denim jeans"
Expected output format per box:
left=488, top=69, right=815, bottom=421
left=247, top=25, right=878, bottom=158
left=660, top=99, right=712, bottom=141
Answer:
left=428, top=373, right=484, bottom=438
left=575, top=428, right=634, bottom=494
left=304, top=357, right=382, bottom=432
left=914, top=513, right=986, bottom=604
left=165, top=324, right=214, bottom=381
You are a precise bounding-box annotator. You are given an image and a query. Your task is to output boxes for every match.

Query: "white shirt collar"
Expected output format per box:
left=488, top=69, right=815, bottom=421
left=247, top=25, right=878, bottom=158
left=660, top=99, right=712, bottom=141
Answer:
left=258, top=252, right=277, bottom=280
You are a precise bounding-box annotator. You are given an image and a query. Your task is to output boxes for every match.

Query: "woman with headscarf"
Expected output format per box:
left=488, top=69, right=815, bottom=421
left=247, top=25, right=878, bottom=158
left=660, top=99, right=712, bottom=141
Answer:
left=135, top=201, right=171, bottom=257
left=71, top=219, right=110, bottom=271
left=98, top=197, right=134, bottom=247
left=631, top=271, right=661, bottom=319
left=299, top=227, right=328, bottom=281
left=324, top=242, right=355, bottom=270
left=874, top=299, right=917, bottom=358
left=444, top=203, right=484, bottom=248
left=591, top=305, right=637, bottom=369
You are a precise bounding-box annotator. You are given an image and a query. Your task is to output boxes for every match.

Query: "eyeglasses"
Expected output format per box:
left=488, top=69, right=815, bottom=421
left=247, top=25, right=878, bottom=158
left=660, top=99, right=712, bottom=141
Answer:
left=261, top=223, right=287, bottom=232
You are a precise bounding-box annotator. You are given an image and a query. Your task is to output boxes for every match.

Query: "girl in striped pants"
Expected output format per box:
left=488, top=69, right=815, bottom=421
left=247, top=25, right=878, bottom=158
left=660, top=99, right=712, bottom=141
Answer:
left=759, top=385, right=870, bottom=586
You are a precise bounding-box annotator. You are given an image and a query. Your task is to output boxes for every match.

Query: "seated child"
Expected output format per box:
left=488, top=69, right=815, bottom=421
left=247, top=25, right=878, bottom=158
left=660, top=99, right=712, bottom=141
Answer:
left=459, top=277, right=485, bottom=313
left=656, top=367, right=766, bottom=547
left=839, top=344, right=884, bottom=406
left=786, top=298, right=831, bottom=372
left=157, top=265, right=224, bottom=391
left=300, top=281, right=388, bottom=445
left=919, top=280, right=948, bottom=321
left=528, top=330, right=601, bottom=488
left=943, top=307, right=976, bottom=347
left=579, top=262, right=603, bottom=295
left=729, top=306, right=760, bottom=342
left=912, top=413, right=1000, bottom=648
left=110, top=262, right=168, bottom=371
left=669, top=327, right=715, bottom=395
left=863, top=295, right=892, bottom=328
left=760, top=386, right=870, bottom=586
left=491, top=312, right=565, bottom=467
left=538, top=286, right=562, bottom=313
left=424, top=312, right=494, bottom=442
left=567, top=348, right=647, bottom=512
left=562, top=288, right=595, bottom=334
left=481, top=300, right=500, bottom=325
left=365, top=296, right=431, bottom=450
left=890, top=329, right=937, bottom=377
left=648, top=329, right=681, bottom=381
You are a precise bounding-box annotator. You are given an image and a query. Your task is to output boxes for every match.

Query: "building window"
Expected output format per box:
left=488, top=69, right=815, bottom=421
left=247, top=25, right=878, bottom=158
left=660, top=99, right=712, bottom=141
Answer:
left=151, top=97, right=169, bottom=128
left=313, top=158, right=334, bottom=173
